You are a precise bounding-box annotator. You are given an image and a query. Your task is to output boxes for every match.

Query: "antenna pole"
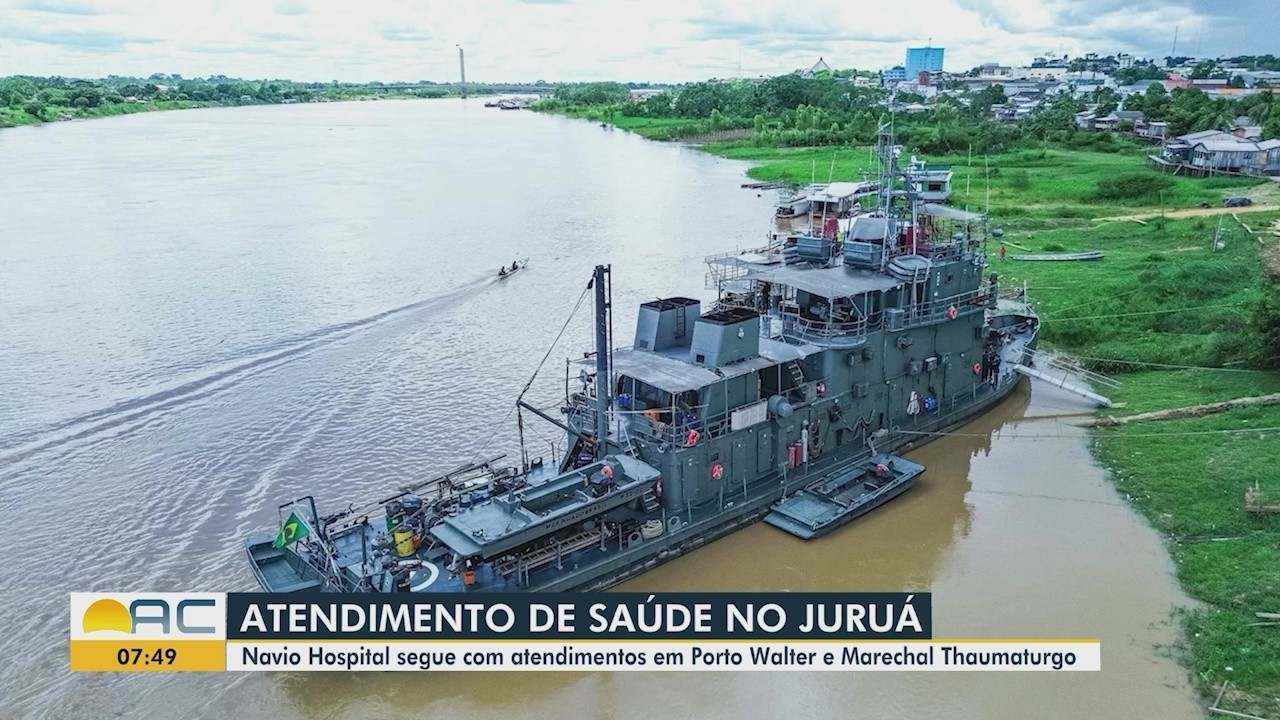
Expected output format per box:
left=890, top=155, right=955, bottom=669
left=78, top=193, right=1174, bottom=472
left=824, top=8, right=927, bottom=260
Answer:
left=592, top=265, right=611, bottom=460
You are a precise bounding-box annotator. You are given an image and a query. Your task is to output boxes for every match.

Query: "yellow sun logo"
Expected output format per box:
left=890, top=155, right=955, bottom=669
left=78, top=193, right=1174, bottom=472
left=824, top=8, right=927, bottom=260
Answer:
left=82, top=598, right=132, bottom=634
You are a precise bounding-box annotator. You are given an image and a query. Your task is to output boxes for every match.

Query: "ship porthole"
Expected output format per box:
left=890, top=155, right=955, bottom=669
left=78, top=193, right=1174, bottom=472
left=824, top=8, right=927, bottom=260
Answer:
left=668, top=516, right=683, bottom=532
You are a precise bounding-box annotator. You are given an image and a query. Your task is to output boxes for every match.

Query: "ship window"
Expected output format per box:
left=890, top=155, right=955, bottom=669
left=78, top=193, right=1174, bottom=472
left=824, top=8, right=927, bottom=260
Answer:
left=628, top=379, right=672, bottom=412
left=710, top=452, right=720, bottom=462
left=695, top=353, right=706, bottom=364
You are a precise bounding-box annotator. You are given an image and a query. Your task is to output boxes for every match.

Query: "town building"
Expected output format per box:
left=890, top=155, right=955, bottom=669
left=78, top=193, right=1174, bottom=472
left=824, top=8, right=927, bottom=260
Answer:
left=800, top=58, right=834, bottom=79
left=1158, top=129, right=1280, bottom=176
left=881, top=66, right=907, bottom=85
left=905, top=47, right=944, bottom=77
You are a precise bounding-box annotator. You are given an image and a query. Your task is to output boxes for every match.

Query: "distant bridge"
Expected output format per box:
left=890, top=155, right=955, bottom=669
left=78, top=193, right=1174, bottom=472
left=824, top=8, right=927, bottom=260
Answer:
left=353, top=83, right=554, bottom=95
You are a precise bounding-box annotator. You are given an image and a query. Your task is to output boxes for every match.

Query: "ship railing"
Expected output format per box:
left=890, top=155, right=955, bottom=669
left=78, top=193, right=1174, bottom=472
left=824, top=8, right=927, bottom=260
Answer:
left=622, top=379, right=824, bottom=448
left=891, top=287, right=991, bottom=329
left=772, top=305, right=876, bottom=345
left=883, top=239, right=974, bottom=263
left=1021, top=347, right=1122, bottom=390
left=703, top=240, right=783, bottom=290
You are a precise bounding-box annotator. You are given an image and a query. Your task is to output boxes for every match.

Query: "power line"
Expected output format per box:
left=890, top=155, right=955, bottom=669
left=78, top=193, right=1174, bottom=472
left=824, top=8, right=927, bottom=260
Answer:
left=470, top=280, right=592, bottom=464
left=1067, top=355, right=1265, bottom=373
left=1048, top=303, right=1240, bottom=322
left=896, top=425, right=1280, bottom=440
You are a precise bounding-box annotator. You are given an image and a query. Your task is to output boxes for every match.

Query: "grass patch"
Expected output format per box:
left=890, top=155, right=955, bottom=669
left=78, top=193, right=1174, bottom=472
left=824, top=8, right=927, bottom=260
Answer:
left=0, top=106, right=40, bottom=128
left=994, top=211, right=1278, bottom=370
left=695, top=142, right=1265, bottom=217
left=1094, top=372, right=1280, bottom=716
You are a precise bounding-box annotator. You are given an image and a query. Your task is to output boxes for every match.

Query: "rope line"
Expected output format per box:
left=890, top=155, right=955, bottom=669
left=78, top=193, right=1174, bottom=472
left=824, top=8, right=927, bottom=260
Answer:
left=470, top=281, right=592, bottom=464
left=1066, top=355, right=1265, bottom=373
left=1047, top=303, right=1241, bottom=322
left=896, top=425, right=1280, bottom=439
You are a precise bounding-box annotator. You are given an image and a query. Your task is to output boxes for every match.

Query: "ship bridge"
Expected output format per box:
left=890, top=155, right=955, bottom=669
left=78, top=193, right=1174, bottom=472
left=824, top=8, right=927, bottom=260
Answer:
left=744, top=265, right=900, bottom=347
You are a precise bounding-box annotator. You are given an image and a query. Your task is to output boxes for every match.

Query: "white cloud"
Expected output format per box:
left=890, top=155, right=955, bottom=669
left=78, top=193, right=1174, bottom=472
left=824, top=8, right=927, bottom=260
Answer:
left=0, top=0, right=1271, bottom=82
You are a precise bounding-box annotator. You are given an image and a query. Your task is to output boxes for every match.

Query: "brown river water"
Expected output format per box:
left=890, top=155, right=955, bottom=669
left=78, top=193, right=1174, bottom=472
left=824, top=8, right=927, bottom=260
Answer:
left=0, top=100, right=1200, bottom=719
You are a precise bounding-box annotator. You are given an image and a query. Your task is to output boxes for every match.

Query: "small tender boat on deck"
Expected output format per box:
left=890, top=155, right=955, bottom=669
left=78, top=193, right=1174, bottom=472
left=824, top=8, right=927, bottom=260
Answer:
left=764, top=455, right=925, bottom=539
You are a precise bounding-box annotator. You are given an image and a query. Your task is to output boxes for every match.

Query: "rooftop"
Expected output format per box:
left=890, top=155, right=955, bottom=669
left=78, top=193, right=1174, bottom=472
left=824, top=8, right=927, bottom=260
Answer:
left=607, top=337, right=822, bottom=394
left=746, top=264, right=902, bottom=299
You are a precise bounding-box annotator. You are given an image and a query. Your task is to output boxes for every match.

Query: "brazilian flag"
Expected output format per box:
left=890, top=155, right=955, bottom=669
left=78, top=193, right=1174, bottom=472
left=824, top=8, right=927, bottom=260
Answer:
left=273, top=511, right=310, bottom=549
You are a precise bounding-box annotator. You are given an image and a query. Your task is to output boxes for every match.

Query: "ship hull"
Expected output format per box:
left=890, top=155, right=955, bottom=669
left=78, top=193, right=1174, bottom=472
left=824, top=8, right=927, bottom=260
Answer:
left=520, top=373, right=1025, bottom=593
left=245, top=372, right=1027, bottom=594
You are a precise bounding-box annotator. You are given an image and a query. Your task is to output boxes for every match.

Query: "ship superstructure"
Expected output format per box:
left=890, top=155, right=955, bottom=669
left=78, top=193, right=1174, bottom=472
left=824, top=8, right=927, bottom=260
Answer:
left=245, top=126, right=1039, bottom=594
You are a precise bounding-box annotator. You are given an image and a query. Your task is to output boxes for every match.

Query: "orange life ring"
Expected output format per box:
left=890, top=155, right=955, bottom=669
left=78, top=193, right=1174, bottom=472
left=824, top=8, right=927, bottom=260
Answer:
left=601, top=464, right=614, bottom=478
left=710, top=463, right=723, bottom=480
left=654, top=478, right=663, bottom=498
left=972, top=362, right=982, bottom=375
left=686, top=429, right=700, bottom=446
left=947, top=306, right=958, bottom=320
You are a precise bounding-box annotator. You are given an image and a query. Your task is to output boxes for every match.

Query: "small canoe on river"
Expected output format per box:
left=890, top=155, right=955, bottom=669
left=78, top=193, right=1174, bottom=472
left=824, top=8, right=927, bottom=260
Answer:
left=497, top=258, right=529, bottom=279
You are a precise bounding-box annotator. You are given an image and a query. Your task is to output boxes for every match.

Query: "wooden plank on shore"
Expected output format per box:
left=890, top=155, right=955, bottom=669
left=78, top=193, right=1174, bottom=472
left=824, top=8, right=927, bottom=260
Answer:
left=1078, top=393, right=1280, bottom=427
left=1000, top=240, right=1030, bottom=251
left=1233, top=213, right=1256, bottom=235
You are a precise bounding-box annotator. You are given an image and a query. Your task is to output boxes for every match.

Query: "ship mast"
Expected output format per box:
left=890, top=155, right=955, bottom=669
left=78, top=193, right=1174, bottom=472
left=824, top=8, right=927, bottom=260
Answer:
left=591, top=264, right=612, bottom=460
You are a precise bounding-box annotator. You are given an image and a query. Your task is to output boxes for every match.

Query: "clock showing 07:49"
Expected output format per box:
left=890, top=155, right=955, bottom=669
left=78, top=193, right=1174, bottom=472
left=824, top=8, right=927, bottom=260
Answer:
left=117, top=647, right=179, bottom=666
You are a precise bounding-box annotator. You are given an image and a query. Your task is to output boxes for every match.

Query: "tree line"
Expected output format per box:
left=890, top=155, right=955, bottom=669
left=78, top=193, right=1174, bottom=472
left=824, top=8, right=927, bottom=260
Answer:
left=0, top=74, right=463, bottom=126
left=539, top=68, right=1278, bottom=155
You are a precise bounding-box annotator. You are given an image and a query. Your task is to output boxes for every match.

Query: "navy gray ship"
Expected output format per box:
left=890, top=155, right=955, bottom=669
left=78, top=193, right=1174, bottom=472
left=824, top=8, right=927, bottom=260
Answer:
left=245, top=126, right=1040, bottom=594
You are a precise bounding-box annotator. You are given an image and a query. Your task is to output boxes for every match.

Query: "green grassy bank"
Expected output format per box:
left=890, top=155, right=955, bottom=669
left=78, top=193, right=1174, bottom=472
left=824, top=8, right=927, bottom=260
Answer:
left=540, top=105, right=744, bottom=141
left=0, top=96, right=463, bottom=130
left=694, top=137, right=1280, bottom=713
left=1095, top=373, right=1280, bottom=717
left=0, top=99, right=208, bottom=128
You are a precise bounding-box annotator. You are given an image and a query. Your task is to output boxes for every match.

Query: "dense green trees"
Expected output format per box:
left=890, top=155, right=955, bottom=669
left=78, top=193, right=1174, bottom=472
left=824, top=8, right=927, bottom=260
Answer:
left=1112, top=63, right=1166, bottom=85
left=1123, top=85, right=1253, bottom=136
left=0, top=74, right=479, bottom=127
left=551, top=82, right=631, bottom=106
left=967, top=84, right=1006, bottom=118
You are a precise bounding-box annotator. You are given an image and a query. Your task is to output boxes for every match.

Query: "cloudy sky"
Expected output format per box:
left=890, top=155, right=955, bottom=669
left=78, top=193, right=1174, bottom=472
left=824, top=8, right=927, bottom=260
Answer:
left=0, top=0, right=1275, bottom=83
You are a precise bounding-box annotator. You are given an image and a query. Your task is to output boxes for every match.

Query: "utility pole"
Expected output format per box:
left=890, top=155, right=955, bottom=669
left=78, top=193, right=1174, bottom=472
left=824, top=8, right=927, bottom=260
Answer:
left=458, top=45, right=467, bottom=99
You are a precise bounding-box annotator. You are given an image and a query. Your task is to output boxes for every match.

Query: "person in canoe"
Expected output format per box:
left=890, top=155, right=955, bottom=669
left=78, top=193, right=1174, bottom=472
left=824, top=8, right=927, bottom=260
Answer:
left=511, top=260, right=519, bottom=271
left=498, top=267, right=508, bottom=278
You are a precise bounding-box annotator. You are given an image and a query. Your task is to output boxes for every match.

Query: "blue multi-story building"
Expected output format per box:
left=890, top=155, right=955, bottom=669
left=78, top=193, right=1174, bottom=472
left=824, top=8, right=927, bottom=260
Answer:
left=881, top=65, right=907, bottom=86
left=905, top=47, right=944, bottom=78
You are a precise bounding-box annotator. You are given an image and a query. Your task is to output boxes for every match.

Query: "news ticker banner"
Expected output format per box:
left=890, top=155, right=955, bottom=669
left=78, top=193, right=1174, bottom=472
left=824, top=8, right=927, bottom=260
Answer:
left=70, top=592, right=1100, bottom=672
